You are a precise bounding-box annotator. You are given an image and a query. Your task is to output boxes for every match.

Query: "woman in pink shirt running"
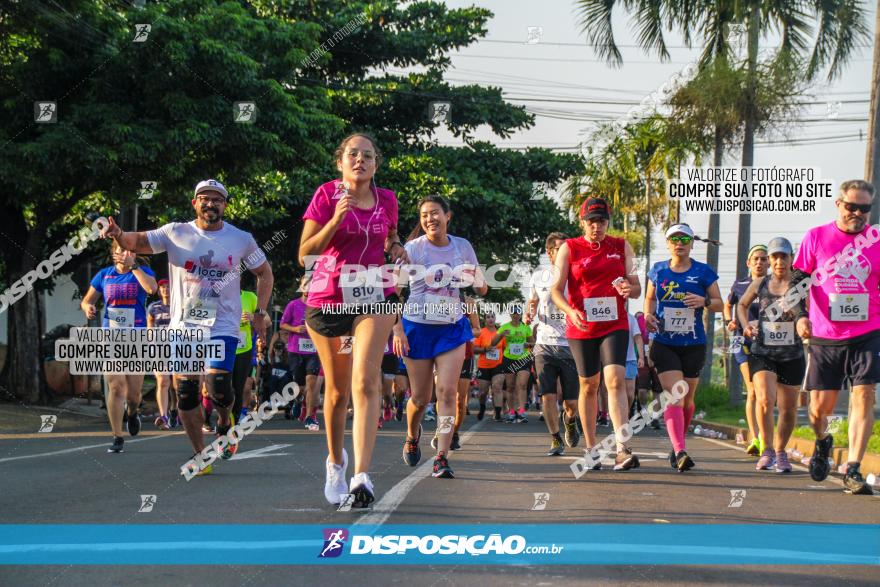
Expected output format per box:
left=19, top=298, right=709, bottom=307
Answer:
left=298, top=133, right=407, bottom=508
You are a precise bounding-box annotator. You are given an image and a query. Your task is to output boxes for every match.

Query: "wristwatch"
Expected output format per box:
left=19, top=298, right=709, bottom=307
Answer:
left=254, top=309, right=268, bottom=316
left=703, top=296, right=711, bottom=307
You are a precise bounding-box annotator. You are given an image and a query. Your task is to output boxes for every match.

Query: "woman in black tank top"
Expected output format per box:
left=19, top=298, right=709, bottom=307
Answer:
left=736, top=237, right=809, bottom=474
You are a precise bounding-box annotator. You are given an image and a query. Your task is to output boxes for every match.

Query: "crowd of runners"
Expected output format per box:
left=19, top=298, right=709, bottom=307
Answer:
left=84, top=132, right=876, bottom=508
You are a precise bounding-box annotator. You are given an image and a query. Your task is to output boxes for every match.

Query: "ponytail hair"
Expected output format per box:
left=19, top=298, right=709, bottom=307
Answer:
left=406, top=194, right=452, bottom=242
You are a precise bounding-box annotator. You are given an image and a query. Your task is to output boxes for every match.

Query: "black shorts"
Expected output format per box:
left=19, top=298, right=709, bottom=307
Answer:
left=381, top=354, right=399, bottom=376
left=477, top=364, right=504, bottom=381
left=650, top=341, right=706, bottom=379
left=568, top=329, right=629, bottom=378
left=502, top=356, right=532, bottom=375
left=534, top=351, right=578, bottom=401
left=460, top=357, right=474, bottom=379
left=805, top=334, right=880, bottom=391
left=288, top=353, right=321, bottom=386
left=748, top=354, right=806, bottom=387
left=305, top=293, right=400, bottom=338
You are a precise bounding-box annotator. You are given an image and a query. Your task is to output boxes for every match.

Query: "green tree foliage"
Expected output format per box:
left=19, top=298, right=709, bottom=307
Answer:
left=0, top=0, right=580, bottom=401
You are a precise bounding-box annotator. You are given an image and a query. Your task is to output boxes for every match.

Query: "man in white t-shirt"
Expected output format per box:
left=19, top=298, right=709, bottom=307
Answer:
left=526, top=232, right=580, bottom=456
left=102, top=179, right=274, bottom=472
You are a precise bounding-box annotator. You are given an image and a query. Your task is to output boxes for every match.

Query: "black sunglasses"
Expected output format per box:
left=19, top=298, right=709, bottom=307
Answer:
left=840, top=201, right=872, bottom=214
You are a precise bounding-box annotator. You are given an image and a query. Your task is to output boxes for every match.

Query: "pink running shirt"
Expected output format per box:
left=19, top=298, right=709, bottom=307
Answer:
left=792, top=221, right=880, bottom=341
left=302, top=181, right=398, bottom=308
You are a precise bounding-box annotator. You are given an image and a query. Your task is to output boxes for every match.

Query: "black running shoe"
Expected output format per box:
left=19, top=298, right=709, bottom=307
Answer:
left=516, top=413, right=528, bottom=424
left=538, top=413, right=545, bottom=422
left=127, top=411, right=141, bottom=437
left=650, top=418, right=661, bottom=430
left=432, top=453, right=454, bottom=478
left=403, top=426, right=422, bottom=467
left=547, top=437, right=564, bottom=456
left=676, top=451, right=695, bottom=472
left=450, top=433, right=461, bottom=451
left=563, top=415, right=580, bottom=448
left=614, top=448, right=640, bottom=471
left=668, top=449, right=677, bottom=469
left=597, top=413, right=609, bottom=427
left=843, top=464, right=874, bottom=495
left=349, top=472, right=375, bottom=508
left=477, top=403, right=486, bottom=421
left=810, top=434, right=833, bottom=482
left=395, top=401, right=404, bottom=422
left=107, top=436, right=124, bottom=453
left=169, top=409, right=179, bottom=429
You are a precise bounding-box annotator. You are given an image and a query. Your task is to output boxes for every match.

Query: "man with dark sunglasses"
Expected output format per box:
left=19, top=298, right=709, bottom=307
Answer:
left=793, top=179, right=878, bottom=495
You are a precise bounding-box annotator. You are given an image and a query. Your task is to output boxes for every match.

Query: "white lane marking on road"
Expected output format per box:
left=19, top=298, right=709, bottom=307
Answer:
left=229, top=444, right=291, bottom=460
left=695, top=436, right=848, bottom=489
left=353, top=419, right=486, bottom=527
left=0, top=432, right=179, bottom=464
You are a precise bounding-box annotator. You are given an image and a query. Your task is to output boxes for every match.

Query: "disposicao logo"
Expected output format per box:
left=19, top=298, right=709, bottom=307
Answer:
left=318, top=528, right=348, bottom=558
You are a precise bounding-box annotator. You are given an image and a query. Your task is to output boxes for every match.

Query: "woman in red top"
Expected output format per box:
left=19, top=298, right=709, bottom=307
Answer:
left=551, top=197, right=641, bottom=471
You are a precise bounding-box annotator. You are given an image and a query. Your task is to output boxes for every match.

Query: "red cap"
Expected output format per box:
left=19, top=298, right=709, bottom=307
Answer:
left=579, top=197, right=611, bottom=220
left=158, top=279, right=169, bottom=286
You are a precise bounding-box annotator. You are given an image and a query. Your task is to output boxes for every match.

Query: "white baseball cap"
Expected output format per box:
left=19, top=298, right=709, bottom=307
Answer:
left=665, top=224, right=695, bottom=239
left=193, top=179, right=229, bottom=200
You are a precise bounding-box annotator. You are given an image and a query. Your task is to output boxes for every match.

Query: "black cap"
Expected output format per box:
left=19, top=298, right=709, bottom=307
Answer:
left=580, top=197, right=610, bottom=220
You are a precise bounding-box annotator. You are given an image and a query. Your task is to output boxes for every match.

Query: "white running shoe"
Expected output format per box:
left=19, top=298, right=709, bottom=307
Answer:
left=324, top=448, right=349, bottom=505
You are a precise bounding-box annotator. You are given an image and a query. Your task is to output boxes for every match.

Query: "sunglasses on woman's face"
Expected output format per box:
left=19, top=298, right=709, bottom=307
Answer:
left=840, top=201, right=872, bottom=214
left=668, top=235, right=693, bottom=245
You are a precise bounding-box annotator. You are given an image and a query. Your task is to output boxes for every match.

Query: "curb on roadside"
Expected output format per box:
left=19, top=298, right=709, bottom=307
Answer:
left=693, top=418, right=880, bottom=477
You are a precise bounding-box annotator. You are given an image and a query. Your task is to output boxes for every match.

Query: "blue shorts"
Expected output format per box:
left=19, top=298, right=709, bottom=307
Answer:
left=732, top=338, right=751, bottom=366
left=209, top=336, right=239, bottom=372
left=402, top=317, right=473, bottom=360
left=625, top=359, right=638, bottom=380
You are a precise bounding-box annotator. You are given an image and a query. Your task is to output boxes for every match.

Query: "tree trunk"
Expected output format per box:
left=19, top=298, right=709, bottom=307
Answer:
left=729, top=5, right=761, bottom=407
left=700, top=126, right=724, bottom=388
left=0, top=208, right=46, bottom=404
left=868, top=0, right=880, bottom=226
left=644, top=176, right=652, bottom=278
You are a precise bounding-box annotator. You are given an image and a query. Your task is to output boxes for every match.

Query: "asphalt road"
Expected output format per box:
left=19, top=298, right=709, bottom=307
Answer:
left=1, top=402, right=878, bottom=586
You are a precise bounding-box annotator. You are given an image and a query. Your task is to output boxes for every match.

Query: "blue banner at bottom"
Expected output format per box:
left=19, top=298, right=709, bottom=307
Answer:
left=0, top=524, right=878, bottom=565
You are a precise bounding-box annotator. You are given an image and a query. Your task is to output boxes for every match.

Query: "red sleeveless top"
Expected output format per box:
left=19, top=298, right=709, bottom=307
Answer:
left=565, top=235, right=629, bottom=339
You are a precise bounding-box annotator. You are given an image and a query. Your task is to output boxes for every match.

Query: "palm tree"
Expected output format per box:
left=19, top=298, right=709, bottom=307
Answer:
left=868, top=0, right=880, bottom=225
